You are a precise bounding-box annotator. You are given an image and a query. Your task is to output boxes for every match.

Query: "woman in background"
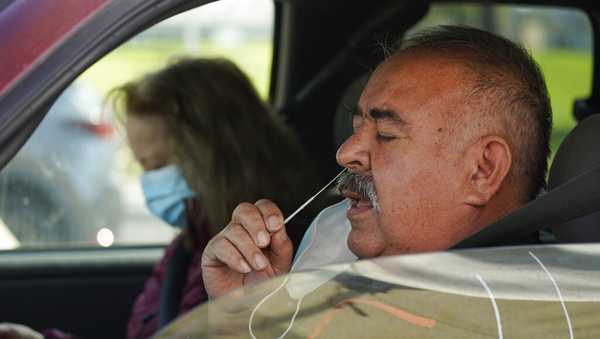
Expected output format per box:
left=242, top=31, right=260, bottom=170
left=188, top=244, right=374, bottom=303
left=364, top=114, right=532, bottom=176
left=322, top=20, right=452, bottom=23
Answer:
left=118, top=57, right=314, bottom=338
left=0, top=57, right=314, bottom=339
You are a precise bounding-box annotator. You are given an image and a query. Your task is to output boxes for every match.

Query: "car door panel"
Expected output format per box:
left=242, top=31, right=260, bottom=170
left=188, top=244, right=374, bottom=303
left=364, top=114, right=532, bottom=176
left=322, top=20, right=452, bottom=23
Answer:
left=0, top=247, right=162, bottom=339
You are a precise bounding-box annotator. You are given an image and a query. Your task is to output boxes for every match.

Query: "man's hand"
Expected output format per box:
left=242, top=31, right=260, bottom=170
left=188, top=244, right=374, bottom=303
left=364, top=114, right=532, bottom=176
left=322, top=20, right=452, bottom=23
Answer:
left=0, top=323, right=43, bottom=339
left=201, top=199, right=293, bottom=299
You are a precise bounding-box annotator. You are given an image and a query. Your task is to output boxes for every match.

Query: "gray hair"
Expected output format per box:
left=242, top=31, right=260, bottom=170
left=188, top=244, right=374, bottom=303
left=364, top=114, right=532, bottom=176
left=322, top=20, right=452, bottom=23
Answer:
left=391, top=25, right=552, bottom=201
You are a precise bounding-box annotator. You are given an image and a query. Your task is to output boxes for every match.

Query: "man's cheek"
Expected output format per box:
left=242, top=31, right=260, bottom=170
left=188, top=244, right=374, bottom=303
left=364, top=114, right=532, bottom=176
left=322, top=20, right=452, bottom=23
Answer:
left=372, top=176, right=403, bottom=214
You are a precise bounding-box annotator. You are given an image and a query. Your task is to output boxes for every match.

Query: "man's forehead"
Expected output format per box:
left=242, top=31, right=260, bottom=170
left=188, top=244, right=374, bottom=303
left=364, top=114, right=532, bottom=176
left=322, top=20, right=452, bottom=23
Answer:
left=358, top=53, right=473, bottom=116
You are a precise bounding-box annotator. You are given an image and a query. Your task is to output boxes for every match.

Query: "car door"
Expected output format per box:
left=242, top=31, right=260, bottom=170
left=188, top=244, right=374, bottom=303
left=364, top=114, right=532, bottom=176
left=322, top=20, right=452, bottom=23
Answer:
left=0, top=1, right=181, bottom=338
left=0, top=0, right=276, bottom=338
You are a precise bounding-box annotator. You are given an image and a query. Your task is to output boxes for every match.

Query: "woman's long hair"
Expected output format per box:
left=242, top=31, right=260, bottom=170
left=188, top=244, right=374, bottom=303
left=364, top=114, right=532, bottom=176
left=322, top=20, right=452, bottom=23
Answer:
left=109, top=58, right=313, bottom=230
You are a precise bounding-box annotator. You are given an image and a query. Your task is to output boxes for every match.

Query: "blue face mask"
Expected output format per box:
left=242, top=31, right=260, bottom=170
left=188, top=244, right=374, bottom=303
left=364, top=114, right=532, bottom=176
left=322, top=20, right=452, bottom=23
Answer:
left=141, top=165, right=196, bottom=229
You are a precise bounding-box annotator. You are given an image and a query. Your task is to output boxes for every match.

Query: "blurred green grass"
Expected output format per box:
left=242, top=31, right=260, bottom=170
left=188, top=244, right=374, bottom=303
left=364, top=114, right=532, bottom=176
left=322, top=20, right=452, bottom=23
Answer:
left=80, top=43, right=591, bottom=159
left=533, top=49, right=592, bottom=156
left=79, top=40, right=272, bottom=99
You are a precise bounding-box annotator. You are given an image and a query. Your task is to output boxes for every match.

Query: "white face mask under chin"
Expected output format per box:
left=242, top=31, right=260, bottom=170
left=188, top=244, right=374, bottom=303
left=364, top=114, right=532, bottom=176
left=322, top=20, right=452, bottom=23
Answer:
left=286, top=199, right=357, bottom=297
left=249, top=200, right=358, bottom=339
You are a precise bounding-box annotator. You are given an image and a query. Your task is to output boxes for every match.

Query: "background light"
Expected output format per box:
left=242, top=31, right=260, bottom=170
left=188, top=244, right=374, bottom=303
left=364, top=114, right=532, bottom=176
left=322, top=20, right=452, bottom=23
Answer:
left=96, top=228, right=114, bottom=247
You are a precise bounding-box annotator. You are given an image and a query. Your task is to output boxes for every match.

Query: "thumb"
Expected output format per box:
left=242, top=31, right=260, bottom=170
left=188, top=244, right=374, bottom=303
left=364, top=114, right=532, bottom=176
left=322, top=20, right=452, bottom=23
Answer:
left=266, top=225, right=293, bottom=274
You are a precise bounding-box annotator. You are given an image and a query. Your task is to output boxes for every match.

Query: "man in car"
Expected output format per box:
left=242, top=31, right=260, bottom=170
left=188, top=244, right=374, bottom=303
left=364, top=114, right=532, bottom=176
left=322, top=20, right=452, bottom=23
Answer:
left=200, top=25, right=552, bottom=299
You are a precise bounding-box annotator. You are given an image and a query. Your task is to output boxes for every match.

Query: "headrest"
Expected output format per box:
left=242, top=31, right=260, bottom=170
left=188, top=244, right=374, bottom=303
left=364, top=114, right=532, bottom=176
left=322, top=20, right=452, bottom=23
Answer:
left=548, top=114, right=600, bottom=242
left=333, top=74, right=370, bottom=150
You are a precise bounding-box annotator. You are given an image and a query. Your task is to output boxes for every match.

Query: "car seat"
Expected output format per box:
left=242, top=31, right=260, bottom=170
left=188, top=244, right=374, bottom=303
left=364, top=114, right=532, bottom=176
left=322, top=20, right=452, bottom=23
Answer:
left=547, top=114, right=600, bottom=242
left=455, top=117, right=600, bottom=248
left=333, top=74, right=370, bottom=149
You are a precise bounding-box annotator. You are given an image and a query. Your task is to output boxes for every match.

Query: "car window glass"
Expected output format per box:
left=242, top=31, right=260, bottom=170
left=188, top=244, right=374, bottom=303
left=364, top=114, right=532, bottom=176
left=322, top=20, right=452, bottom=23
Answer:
left=409, top=4, right=592, bottom=157
left=0, top=0, right=274, bottom=250
left=155, top=244, right=600, bottom=338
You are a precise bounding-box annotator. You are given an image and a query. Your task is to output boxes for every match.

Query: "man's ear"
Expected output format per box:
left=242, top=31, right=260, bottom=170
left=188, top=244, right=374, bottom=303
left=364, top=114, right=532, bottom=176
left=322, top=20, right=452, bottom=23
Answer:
left=463, top=135, right=512, bottom=206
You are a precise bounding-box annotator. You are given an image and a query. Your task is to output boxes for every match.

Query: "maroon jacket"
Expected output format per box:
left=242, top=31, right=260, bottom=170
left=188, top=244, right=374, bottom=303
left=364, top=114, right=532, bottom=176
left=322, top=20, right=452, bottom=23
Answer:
left=125, top=231, right=208, bottom=339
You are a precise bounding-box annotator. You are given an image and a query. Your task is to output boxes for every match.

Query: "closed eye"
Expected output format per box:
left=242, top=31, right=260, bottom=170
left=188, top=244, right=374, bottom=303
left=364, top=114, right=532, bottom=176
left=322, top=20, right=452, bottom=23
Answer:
left=376, top=133, right=396, bottom=142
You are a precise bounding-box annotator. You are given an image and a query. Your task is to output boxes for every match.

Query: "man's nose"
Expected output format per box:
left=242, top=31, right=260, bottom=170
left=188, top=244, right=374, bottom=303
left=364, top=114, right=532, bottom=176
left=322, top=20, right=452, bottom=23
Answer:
left=336, top=130, right=371, bottom=172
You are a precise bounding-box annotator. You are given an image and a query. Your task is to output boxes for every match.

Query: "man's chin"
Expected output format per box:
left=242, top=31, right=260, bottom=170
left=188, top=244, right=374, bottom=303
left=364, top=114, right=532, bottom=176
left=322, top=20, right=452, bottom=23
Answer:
left=347, top=229, right=385, bottom=259
left=346, top=206, right=383, bottom=258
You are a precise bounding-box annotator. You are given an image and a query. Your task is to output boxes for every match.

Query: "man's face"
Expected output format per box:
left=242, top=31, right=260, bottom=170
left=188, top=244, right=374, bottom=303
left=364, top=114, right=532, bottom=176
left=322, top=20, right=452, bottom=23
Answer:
left=336, top=53, right=477, bottom=258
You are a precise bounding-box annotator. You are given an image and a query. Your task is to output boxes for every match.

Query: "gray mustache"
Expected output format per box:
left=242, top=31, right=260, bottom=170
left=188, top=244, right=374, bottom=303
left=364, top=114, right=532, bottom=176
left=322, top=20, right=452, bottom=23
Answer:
left=336, top=171, right=379, bottom=210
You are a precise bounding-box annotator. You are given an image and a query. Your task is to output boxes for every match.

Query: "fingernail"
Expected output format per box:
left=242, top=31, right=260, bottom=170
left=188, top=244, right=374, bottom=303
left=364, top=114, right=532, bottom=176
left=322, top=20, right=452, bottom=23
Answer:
left=267, top=216, right=280, bottom=231
left=255, top=253, right=267, bottom=270
left=257, top=231, right=269, bottom=247
left=240, top=260, right=251, bottom=273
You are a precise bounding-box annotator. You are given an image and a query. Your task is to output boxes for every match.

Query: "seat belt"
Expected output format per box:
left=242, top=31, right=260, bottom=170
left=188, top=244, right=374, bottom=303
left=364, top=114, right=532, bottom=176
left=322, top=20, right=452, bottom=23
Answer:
left=454, top=164, right=600, bottom=249
left=158, top=236, right=193, bottom=328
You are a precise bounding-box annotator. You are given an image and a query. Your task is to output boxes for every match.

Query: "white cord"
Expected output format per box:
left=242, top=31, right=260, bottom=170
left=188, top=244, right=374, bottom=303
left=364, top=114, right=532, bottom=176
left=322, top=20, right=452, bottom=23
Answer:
left=248, top=169, right=347, bottom=339
left=529, top=251, right=574, bottom=339
left=284, top=168, right=347, bottom=224
left=248, top=275, right=303, bottom=339
left=476, top=274, right=503, bottom=339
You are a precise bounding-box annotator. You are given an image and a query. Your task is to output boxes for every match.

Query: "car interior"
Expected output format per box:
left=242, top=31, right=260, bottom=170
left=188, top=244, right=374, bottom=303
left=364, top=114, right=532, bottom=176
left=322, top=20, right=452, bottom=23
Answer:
left=548, top=114, right=600, bottom=242
left=1, top=0, right=599, bottom=338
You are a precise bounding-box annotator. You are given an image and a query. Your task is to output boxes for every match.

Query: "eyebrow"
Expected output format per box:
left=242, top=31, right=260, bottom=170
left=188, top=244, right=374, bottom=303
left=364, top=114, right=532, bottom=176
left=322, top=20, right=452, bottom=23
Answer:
left=367, top=107, right=408, bottom=125
left=350, top=104, right=409, bottom=126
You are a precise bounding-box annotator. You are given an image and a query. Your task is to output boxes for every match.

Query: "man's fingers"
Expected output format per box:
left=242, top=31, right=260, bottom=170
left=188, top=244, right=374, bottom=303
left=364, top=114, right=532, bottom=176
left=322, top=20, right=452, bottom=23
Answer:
left=231, top=203, right=271, bottom=248
left=255, top=199, right=284, bottom=232
left=253, top=199, right=292, bottom=273
left=202, top=237, right=252, bottom=274
left=224, top=224, right=270, bottom=271
left=267, top=225, right=293, bottom=274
